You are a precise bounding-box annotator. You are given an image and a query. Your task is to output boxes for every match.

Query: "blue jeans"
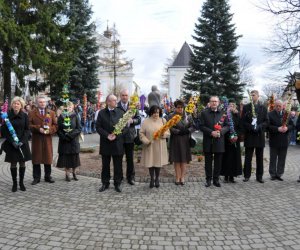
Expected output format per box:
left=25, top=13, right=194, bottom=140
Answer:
left=290, top=129, right=297, bottom=143
left=83, top=120, right=92, bottom=134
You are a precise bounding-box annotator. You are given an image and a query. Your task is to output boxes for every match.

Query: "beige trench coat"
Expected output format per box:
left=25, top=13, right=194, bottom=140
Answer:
left=139, top=117, right=170, bottom=168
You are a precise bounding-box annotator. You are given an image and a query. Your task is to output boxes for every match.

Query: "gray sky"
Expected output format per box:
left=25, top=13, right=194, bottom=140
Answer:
left=90, top=0, right=280, bottom=95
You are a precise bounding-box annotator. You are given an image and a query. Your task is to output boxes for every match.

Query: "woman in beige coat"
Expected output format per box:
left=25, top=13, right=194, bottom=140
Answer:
left=139, top=105, right=170, bottom=188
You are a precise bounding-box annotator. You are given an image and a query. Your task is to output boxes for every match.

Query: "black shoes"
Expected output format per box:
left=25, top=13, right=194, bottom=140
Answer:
left=99, top=184, right=109, bottom=192
left=115, top=185, right=122, bottom=193
left=73, top=173, right=78, bottom=181
left=276, top=176, right=283, bottom=181
left=12, top=182, right=17, bottom=192
left=229, top=177, right=235, bottom=183
left=19, top=182, right=26, bottom=191
left=31, top=179, right=40, bottom=185
left=243, top=178, right=249, bottom=182
left=45, top=177, right=55, bottom=183
left=150, top=179, right=154, bottom=188
left=175, top=181, right=180, bottom=185
left=256, top=178, right=264, bottom=183
left=224, top=176, right=229, bottom=183
left=128, top=179, right=135, bottom=185
left=297, top=179, right=300, bottom=183
left=65, top=174, right=71, bottom=182
left=155, top=179, right=160, bottom=188
left=213, top=180, right=221, bottom=187
left=205, top=180, right=211, bottom=187
left=270, top=176, right=277, bottom=180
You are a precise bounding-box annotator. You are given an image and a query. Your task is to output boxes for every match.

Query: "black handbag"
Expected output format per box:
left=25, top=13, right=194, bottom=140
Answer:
left=189, top=135, right=196, bottom=148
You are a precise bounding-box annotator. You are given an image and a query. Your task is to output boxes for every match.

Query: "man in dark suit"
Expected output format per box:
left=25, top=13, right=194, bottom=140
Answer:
left=199, top=96, right=229, bottom=187
left=268, top=100, right=294, bottom=181
left=242, top=90, right=268, bottom=183
left=117, top=89, right=141, bottom=185
left=96, top=94, right=125, bottom=192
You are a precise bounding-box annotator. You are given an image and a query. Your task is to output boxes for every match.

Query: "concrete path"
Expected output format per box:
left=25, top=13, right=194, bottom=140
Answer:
left=0, top=135, right=300, bottom=249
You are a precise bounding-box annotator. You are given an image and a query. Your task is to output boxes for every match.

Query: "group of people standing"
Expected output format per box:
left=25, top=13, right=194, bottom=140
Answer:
left=0, top=89, right=299, bottom=193
left=1, top=95, right=81, bottom=192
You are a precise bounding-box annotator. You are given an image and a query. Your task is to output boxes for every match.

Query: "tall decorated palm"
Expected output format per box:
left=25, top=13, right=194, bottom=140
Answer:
left=182, top=0, right=244, bottom=104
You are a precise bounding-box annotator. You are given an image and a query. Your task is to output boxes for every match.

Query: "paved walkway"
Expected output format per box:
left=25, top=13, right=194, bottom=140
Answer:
left=0, top=135, right=300, bottom=249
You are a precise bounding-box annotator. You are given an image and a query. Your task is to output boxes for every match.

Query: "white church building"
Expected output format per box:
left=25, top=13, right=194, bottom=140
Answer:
left=97, top=26, right=136, bottom=100
left=168, top=42, right=193, bottom=100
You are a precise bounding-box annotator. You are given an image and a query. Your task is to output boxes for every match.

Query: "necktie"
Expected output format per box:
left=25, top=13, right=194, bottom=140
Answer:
left=123, top=104, right=127, bottom=111
left=41, top=110, right=44, bottom=116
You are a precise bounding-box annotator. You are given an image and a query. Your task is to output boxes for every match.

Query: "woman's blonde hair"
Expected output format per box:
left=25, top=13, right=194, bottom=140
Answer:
left=66, top=101, right=74, bottom=108
left=11, top=96, right=25, bottom=109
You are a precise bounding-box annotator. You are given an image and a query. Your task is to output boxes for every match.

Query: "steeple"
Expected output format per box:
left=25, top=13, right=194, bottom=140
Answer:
left=103, top=20, right=112, bottom=39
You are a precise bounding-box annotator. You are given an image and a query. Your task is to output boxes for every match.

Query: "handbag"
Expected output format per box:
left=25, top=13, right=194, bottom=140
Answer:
left=189, top=135, right=196, bottom=148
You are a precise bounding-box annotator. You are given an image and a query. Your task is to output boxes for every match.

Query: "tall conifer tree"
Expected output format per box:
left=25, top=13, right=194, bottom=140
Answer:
left=183, top=0, right=244, bottom=104
left=67, top=0, right=99, bottom=103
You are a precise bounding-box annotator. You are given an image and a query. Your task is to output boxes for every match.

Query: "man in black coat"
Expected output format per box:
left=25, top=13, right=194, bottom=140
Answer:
left=268, top=100, right=294, bottom=181
left=199, top=96, right=229, bottom=187
left=96, top=94, right=125, bottom=192
left=117, top=89, right=141, bottom=185
left=242, top=90, right=268, bottom=183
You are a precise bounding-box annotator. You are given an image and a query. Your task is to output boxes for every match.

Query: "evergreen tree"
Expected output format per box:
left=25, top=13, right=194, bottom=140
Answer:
left=0, top=0, right=72, bottom=102
left=67, top=0, right=99, bottom=103
left=182, top=0, right=244, bottom=104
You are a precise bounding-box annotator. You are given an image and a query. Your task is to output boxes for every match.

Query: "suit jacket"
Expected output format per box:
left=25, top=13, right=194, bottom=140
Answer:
left=268, top=110, right=294, bottom=148
left=199, top=108, right=229, bottom=153
left=242, top=103, right=268, bottom=148
left=117, top=101, right=141, bottom=143
left=29, top=108, right=57, bottom=164
left=96, top=108, right=124, bottom=156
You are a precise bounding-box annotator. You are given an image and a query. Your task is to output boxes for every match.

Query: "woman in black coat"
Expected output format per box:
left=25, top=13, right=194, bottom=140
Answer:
left=56, top=102, right=82, bottom=181
left=220, top=103, right=243, bottom=183
left=1, top=97, right=31, bottom=192
left=168, top=100, right=195, bottom=185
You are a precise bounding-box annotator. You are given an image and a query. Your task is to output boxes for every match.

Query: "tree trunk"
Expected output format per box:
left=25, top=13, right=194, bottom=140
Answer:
left=2, top=46, right=12, bottom=103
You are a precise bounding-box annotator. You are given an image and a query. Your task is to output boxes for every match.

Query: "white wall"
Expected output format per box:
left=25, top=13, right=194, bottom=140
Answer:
left=168, top=67, right=188, bottom=100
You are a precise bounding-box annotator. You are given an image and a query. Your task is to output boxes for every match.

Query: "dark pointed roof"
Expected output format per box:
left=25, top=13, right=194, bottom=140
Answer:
left=171, top=42, right=192, bottom=67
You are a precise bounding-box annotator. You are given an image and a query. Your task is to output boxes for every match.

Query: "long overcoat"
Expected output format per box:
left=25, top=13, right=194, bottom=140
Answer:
left=1, top=110, right=32, bottom=162
left=241, top=103, right=268, bottom=148
left=268, top=110, right=294, bottom=148
left=199, top=108, right=229, bottom=153
left=139, top=117, right=170, bottom=168
left=29, top=108, right=57, bottom=164
left=96, top=108, right=125, bottom=156
left=57, top=113, right=82, bottom=154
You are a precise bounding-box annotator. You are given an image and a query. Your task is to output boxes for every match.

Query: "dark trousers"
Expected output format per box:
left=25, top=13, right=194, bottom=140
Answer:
left=204, top=152, right=223, bottom=181
left=244, top=147, right=264, bottom=179
left=269, top=147, right=287, bottom=177
left=101, top=155, right=123, bottom=186
left=33, top=164, right=51, bottom=180
left=124, top=143, right=135, bottom=180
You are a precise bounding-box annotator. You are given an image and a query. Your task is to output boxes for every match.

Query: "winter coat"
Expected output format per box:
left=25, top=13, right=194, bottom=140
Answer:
left=96, top=108, right=125, bottom=156
left=199, top=108, right=229, bottom=153
left=1, top=110, right=32, bottom=162
left=57, top=112, right=82, bottom=154
left=117, top=101, right=141, bottom=143
left=139, top=117, right=170, bottom=168
left=29, top=108, right=57, bottom=164
left=241, top=103, right=268, bottom=148
left=268, top=110, right=294, bottom=148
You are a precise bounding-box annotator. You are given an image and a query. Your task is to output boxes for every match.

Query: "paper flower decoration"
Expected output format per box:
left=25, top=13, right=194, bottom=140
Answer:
left=153, top=114, right=181, bottom=140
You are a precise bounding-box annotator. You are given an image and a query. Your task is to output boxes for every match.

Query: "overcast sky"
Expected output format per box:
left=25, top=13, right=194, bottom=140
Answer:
left=89, top=0, right=281, bottom=95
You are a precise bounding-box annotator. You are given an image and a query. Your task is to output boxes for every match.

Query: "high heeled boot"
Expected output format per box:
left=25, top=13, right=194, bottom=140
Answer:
left=149, top=167, right=155, bottom=188
left=10, top=168, right=18, bottom=192
left=19, top=167, right=26, bottom=191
